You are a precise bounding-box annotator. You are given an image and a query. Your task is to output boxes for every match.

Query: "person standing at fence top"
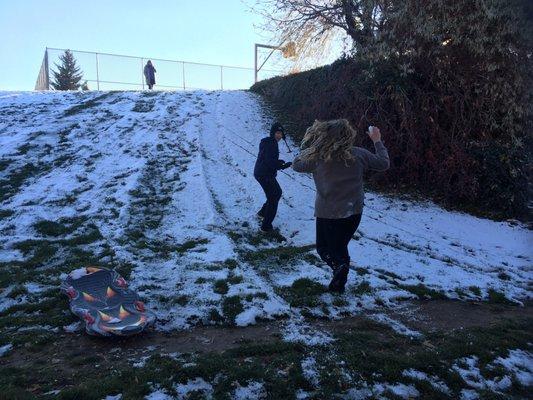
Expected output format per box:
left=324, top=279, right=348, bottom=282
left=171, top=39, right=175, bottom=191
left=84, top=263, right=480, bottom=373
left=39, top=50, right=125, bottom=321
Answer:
left=143, top=60, right=157, bottom=90
left=292, top=120, right=389, bottom=293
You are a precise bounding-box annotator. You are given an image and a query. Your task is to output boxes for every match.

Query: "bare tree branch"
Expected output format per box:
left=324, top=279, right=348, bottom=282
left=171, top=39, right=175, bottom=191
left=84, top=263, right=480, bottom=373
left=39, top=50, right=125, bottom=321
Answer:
left=247, top=0, right=393, bottom=71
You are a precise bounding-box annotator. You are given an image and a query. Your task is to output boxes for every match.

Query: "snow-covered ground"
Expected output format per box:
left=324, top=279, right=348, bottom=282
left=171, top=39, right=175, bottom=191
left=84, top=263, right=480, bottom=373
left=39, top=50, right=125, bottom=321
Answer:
left=0, top=90, right=531, bottom=337
left=1, top=90, right=532, bottom=399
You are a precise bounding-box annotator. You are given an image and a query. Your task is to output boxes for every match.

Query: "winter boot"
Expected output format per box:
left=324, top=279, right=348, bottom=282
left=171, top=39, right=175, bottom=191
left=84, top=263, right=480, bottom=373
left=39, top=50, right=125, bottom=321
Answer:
left=257, top=205, right=266, bottom=218
left=328, top=264, right=349, bottom=293
left=260, top=223, right=273, bottom=232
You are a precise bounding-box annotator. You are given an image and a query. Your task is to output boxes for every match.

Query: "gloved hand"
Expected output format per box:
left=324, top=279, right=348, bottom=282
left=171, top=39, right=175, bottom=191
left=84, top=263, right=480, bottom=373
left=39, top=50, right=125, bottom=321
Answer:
left=280, top=161, right=292, bottom=170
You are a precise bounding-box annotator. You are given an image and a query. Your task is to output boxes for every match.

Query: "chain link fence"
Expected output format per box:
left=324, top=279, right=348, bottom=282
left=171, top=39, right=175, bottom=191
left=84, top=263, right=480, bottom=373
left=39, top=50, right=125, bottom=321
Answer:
left=36, top=47, right=283, bottom=91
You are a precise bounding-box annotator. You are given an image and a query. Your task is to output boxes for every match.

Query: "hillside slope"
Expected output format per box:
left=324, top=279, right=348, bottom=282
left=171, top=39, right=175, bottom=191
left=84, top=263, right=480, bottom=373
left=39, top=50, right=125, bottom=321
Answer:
left=0, top=90, right=530, bottom=329
left=0, top=90, right=532, bottom=398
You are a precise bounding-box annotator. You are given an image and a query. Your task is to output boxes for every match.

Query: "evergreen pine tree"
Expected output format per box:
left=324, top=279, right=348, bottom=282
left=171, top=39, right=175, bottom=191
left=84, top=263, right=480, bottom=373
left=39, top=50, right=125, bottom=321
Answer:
left=51, top=50, right=83, bottom=90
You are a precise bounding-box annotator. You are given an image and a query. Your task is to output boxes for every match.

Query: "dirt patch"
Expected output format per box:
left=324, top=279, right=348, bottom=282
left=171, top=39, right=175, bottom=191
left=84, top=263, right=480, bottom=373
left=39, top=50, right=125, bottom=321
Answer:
left=4, top=299, right=531, bottom=371
left=2, top=300, right=531, bottom=399
left=389, top=299, right=533, bottom=332
left=1, top=321, right=283, bottom=372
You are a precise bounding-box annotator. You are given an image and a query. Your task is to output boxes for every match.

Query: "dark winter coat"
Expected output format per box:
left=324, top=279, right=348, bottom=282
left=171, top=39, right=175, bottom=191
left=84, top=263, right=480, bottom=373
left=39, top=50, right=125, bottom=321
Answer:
left=143, top=64, right=156, bottom=85
left=254, top=137, right=287, bottom=178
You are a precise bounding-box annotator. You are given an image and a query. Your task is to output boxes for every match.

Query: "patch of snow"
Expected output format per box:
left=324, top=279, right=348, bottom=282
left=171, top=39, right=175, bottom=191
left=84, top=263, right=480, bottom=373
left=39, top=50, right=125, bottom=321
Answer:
left=296, top=389, right=315, bottom=399
left=493, top=348, right=533, bottom=387
left=460, top=389, right=479, bottom=400
left=174, top=378, right=213, bottom=399
left=103, top=395, right=122, bottom=400
left=301, top=356, right=320, bottom=387
left=233, top=381, right=266, bottom=399
left=24, top=282, right=47, bottom=294
left=0, top=343, right=13, bottom=357
left=144, top=388, right=173, bottom=400
left=402, top=369, right=451, bottom=394
left=132, top=355, right=151, bottom=368
left=68, top=268, right=89, bottom=280
left=0, top=294, right=18, bottom=313
left=370, top=314, right=423, bottom=338
left=281, top=319, right=334, bottom=346
left=453, top=355, right=513, bottom=392
left=342, top=386, right=373, bottom=399
left=63, top=321, right=82, bottom=333
left=373, top=382, right=420, bottom=399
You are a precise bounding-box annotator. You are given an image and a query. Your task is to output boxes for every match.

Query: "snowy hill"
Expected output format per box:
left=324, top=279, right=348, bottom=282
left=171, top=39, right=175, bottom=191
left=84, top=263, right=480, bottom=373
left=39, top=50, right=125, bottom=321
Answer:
left=1, top=90, right=532, bottom=399
left=0, top=90, right=531, bottom=336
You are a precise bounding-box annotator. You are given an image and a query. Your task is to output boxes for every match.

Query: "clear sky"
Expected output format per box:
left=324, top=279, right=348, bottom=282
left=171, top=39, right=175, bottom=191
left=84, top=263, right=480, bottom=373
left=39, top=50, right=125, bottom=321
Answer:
left=0, top=0, right=283, bottom=91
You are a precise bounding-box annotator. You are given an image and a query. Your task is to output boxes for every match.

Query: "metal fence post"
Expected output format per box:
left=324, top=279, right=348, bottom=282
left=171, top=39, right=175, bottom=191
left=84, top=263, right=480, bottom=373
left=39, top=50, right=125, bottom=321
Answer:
left=95, top=53, right=100, bottom=90
left=182, top=62, right=186, bottom=90
left=44, top=48, right=50, bottom=90
left=254, top=44, right=258, bottom=83
left=141, top=58, right=145, bottom=90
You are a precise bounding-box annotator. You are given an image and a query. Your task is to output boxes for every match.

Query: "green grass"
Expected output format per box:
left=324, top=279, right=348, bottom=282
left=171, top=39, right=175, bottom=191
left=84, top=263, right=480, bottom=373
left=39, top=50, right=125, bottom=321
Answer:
left=0, top=158, right=12, bottom=172
left=0, top=290, right=75, bottom=349
left=175, top=238, right=210, bottom=254
left=332, top=297, right=349, bottom=307
left=497, top=272, right=511, bottom=281
left=2, top=316, right=530, bottom=399
left=213, top=279, right=229, bottom=295
left=352, top=280, right=372, bottom=296
left=469, top=286, right=482, bottom=296
left=132, top=100, right=155, bottom=113
left=398, top=283, right=447, bottom=300
left=228, top=228, right=289, bottom=246
left=244, top=292, right=269, bottom=302
left=16, top=143, right=32, bottom=155
left=12, top=239, right=58, bottom=263
left=0, top=209, right=15, bottom=220
left=222, top=295, right=244, bottom=324
left=207, top=308, right=225, bottom=324
left=0, top=162, right=46, bottom=202
left=275, top=278, right=327, bottom=308
left=375, top=268, right=402, bottom=281
left=1, top=221, right=115, bottom=289
left=487, top=288, right=516, bottom=305
left=172, top=295, right=189, bottom=306
left=223, top=259, right=238, bottom=270
left=240, top=244, right=315, bottom=265
left=33, top=216, right=87, bottom=237
left=63, top=93, right=113, bottom=116
left=227, top=274, right=243, bottom=285
left=6, top=284, right=28, bottom=299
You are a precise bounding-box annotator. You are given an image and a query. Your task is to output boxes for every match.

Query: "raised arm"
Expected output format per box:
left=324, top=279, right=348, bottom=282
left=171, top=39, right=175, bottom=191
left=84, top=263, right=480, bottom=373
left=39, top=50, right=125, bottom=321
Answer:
left=292, top=155, right=317, bottom=173
left=362, top=126, right=390, bottom=171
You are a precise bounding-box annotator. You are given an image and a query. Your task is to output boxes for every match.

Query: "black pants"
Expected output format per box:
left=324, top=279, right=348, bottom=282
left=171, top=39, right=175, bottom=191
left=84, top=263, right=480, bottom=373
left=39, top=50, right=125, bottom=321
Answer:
left=255, top=175, right=282, bottom=228
left=316, top=213, right=362, bottom=268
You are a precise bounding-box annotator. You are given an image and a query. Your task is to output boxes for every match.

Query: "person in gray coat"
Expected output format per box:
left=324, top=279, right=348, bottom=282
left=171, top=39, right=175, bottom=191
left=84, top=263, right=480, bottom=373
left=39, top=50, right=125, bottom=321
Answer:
left=143, top=60, right=157, bottom=90
left=292, top=119, right=389, bottom=293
